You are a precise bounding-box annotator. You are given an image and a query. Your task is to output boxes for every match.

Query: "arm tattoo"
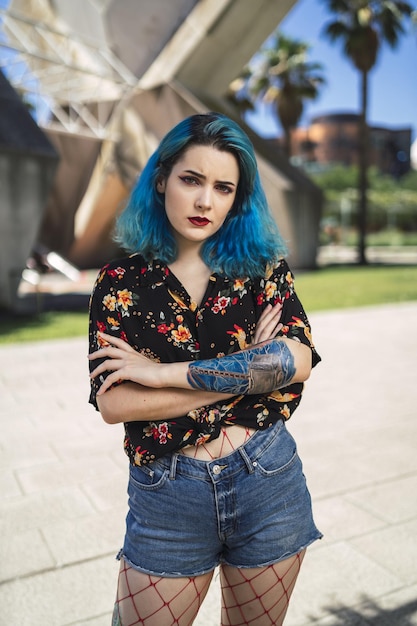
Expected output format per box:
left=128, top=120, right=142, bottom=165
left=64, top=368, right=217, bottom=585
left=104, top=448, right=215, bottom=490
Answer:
left=187, top=339, right=295, bottom=395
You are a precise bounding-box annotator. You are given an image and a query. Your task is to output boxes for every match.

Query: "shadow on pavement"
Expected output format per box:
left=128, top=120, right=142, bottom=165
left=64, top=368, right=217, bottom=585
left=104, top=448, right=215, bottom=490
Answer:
left=317, top=595, right=417, bottom=625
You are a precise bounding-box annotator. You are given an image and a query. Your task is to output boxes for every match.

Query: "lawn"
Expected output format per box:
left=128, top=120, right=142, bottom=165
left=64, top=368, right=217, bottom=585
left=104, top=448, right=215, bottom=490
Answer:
left=1, top=264, right=416, bottom=344
left=0, top=310, right=89, bottom=344
left=294, top=264, right=417, bottom=312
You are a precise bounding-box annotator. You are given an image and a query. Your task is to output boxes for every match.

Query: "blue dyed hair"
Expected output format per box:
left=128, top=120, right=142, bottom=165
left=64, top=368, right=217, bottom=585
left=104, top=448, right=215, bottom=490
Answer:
left=115, top=112, right=287, bottom=279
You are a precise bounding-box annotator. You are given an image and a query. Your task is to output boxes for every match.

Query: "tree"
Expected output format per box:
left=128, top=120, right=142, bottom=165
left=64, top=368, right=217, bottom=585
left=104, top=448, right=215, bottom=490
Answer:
left=227, top=32, right=325, bottom=157
left=322, top=0, right=414, bottom=264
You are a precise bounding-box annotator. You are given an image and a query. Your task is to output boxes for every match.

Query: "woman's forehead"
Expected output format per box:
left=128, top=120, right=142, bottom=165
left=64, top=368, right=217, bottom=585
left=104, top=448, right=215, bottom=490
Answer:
left=174, top=144, right=239, bottom=181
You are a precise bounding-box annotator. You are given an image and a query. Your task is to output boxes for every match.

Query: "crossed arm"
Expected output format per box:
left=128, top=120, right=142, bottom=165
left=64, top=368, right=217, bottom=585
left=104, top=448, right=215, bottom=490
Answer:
left=89, top=302, right=312, bottom=424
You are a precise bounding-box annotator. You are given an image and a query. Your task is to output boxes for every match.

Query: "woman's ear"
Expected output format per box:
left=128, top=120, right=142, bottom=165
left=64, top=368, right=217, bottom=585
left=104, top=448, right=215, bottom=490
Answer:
left=156, top=178, right=166, bottom=193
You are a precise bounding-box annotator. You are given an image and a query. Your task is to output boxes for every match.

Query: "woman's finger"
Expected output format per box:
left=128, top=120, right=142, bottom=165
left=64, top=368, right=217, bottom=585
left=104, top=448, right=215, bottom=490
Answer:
left=254, top=302, right=283, bottom=343
left=254, top=304, right=273, bottom=337
left=96, top=371, right=124, bottom=395
left=89, top=331, right=169, bottom=392
left=254, top=316, right=282, bottom=342
left=89, top=345, right=126, bottom=362
left=89, top=358, right=124, bottom=379
left=260, top=302, right=283, bottom=327
left=97, top=332, right=136, bottom=352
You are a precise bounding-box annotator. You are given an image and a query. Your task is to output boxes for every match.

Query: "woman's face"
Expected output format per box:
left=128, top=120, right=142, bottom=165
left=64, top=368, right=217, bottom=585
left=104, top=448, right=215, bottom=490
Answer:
left=157, top=144, right=239, bottom=251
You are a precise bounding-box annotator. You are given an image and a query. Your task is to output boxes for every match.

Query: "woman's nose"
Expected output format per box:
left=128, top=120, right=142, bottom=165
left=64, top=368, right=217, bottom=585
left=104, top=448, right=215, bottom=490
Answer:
left=196, top=186, right=212, bottom=210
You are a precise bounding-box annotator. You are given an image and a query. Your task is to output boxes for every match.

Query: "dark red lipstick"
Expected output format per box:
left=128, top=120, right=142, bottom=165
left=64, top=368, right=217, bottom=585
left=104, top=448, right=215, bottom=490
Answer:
left=188, top=217, right=210, bottom=226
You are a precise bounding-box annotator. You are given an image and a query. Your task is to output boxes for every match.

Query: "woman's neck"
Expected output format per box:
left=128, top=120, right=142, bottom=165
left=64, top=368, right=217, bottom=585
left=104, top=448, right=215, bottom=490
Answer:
left=171, top=240, right=208, bottom=272
left=168, top=247, right=211, bottom=307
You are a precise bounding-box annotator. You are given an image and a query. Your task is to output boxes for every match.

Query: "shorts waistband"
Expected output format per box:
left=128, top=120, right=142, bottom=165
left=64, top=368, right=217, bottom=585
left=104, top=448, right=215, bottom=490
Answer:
left=158, top=419, right=285, bottom=482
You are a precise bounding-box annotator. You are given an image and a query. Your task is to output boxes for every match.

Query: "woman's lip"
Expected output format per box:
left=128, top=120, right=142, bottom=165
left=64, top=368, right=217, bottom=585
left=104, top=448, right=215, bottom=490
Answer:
left=188, top=217, right=210, bottom=226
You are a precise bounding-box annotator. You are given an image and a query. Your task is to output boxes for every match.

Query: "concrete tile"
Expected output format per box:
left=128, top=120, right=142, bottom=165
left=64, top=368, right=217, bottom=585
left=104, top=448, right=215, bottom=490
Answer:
left=49, top=427, right=123, bottom=462
left=26, top=409, right=87, bottom=439
left=0, top=488, right=94, bottom=535
left=82, top=415, right=125, bottom=442
left=0, top=555, right=119, bottom=626
left=288, top=611, right=368, bottom=625
left=296, top=446, right=375, bottom=499
left=361, top=583, right=417, bottom=625
left=0, top=528, right=55, bottom=582
left=16, top=455, right=122, bottom=494
left=42, top=510, right=125, bottom=566
left=348, top=432, right=417, bottom=484
left=0, top=392, right=19, bottom=410
left=347, top=474, right=417, bottom=524
left=0, top=470, right=22, bottom=498
left=350, top=518, right=417, bottom=584
left=0, top=413, right=41, bottom=442
left=299, top=585, right=417, bottom=626
left=82, top=474, right=128, bottom=512
left=292, top=419, right=417, bottom=501
left=110, top=448, right=130, bottom=472
left=0, top=440, right=58, bottom=471
left=70, top=615, right=113, bottom=626
left=4, top=381, right=61, bottom=402
left=1, top=305, right=416, bottom=626
left=284, top=541, right=401, bottom=625
left=313, top=496, right=386, bottom=543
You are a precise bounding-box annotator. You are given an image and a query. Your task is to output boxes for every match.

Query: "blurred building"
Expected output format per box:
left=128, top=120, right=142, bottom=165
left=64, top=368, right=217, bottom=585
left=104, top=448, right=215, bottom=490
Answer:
left=0, top=69, right=58, bottom=309
left=287, top=112, right=412, bottom=177
left=0, top=0, right=323, bottom=310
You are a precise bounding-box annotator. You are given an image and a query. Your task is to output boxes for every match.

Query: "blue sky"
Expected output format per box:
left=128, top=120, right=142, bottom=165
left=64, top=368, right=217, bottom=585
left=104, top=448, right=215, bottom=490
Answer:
left=246, top=0, right=417, bottom=140
left=1, top=0, right=415, bottom=141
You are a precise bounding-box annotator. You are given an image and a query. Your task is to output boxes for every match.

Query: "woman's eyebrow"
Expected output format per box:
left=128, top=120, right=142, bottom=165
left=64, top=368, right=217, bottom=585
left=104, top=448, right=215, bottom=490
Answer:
left=183, top=169, right=237, bottom=187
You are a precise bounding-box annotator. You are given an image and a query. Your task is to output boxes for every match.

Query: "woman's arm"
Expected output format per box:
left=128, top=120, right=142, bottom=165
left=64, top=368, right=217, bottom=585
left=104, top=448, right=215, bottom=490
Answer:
left=90, top=333, right=312, bottom=397
left=97, top=382, right=234, bottom=425
left=92, top=301, right=285, bottom=424
left=186, top=337, right=311, bottom=394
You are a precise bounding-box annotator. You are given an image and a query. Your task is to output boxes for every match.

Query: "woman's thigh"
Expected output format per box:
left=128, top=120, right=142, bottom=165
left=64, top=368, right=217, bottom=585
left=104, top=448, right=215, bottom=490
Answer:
left=220, top=551, right=305, bottom=626
left=114, top=558, right=214, bottom=626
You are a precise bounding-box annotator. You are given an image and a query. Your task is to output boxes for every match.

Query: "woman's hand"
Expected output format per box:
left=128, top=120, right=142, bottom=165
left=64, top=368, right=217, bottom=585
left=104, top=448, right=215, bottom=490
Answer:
left=90, top=304, right=283, bottom=396
left=89, top=332, right=171, bottom=395
left=253, top=302, right=283, bottom=344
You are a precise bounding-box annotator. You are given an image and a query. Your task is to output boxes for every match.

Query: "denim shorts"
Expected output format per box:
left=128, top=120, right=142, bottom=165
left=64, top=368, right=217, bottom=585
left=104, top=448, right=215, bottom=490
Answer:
left=118, top=419, right=322, bottom=578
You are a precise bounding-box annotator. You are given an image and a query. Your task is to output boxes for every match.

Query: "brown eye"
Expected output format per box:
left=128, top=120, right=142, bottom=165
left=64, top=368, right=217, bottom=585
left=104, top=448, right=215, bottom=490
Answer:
left=216, top=184, right=233, bottom=194
left=180, top=176, right=198, bottom=185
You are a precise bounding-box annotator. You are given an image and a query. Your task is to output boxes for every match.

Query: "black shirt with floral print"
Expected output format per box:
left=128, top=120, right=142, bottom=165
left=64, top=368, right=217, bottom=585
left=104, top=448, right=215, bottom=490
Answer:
left=88, top=255, right=320, bottom=465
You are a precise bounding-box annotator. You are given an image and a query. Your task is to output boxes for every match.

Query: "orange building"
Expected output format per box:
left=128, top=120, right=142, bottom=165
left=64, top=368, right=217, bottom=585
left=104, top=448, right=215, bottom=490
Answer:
left=287, top=112, right=412, bottom=177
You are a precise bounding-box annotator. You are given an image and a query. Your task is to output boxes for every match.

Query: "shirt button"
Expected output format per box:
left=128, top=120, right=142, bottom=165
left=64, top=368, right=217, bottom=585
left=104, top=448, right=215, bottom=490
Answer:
left=212, top=464, right=221, bottom=475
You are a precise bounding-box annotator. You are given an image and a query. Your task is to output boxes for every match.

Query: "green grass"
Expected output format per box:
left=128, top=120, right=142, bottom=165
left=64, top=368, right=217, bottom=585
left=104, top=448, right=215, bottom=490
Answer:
left=1, top=265, right=417, bottom=344
left=0, top=311, right=89, bottom=345
left=295, top=265, right=417, bottom=312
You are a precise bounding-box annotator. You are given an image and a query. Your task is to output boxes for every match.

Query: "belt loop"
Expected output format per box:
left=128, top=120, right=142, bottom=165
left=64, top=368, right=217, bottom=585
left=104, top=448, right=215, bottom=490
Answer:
left=169, top=453, right=178, bottom=480
left=238, top=446, right=255, bottom=474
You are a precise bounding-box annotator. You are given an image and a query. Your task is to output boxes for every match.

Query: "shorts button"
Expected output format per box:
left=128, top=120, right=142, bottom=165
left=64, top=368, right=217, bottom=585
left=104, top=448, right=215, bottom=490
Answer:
left=212, top=464, right=221, bottom=475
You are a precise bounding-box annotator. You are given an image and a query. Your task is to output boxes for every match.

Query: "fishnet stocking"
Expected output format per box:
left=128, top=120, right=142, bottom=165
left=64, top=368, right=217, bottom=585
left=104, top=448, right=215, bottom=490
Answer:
left=220, top=551, right=305, bottom=626
left=113, top=559, right=213, bottom=626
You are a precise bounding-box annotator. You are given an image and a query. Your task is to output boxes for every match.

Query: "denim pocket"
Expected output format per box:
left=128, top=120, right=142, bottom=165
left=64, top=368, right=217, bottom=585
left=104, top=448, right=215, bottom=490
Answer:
left=128, top=461, right=169, bottom=491
left=254, top=426, right=299, bottom=476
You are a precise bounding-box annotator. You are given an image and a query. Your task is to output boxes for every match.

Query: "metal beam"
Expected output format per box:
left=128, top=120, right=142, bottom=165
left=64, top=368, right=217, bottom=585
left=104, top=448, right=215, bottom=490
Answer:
left=0, top=8, right=138, bottom=138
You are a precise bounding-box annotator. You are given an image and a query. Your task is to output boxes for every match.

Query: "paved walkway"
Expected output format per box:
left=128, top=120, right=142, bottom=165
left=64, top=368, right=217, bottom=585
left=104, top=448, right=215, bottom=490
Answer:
left=1, top=301, right=417, bottom=625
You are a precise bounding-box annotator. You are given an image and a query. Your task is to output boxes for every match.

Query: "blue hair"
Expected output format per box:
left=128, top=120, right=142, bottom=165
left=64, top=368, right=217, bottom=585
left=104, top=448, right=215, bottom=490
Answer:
left=115, top=112, right=287, bottom=279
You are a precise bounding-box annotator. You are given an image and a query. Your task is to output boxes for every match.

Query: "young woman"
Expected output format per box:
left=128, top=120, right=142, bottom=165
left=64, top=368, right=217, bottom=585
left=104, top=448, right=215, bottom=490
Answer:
left=88, top=112, right=322, bottom=626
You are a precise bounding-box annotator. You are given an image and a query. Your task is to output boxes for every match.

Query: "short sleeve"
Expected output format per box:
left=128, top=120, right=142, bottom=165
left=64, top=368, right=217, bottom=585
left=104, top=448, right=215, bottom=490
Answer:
left=255, top=259, right=321, bottom=368
left=88, top=265, right=126, bottom=409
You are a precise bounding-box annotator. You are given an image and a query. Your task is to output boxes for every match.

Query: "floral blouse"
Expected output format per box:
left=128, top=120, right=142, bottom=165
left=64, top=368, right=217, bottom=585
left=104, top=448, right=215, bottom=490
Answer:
left=88, top=255, right=320, bottom=465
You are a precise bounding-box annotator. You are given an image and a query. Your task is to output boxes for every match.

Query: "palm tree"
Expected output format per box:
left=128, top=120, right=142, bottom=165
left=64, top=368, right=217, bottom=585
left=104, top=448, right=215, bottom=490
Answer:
left=322, top=0, right=413, bottom=264
left=227, top=32, right=325, bottom=158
